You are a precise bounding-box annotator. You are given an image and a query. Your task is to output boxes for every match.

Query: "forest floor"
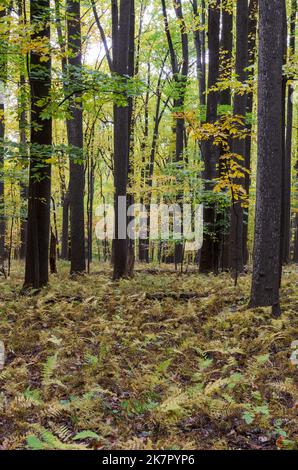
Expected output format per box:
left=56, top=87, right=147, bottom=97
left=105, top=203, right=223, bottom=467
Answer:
left=0, top=262, right=297, bottom=450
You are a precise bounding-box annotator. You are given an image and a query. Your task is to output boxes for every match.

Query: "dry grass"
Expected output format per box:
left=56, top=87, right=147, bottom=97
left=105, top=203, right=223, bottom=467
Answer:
left=0, top=262, right=297, bottom=450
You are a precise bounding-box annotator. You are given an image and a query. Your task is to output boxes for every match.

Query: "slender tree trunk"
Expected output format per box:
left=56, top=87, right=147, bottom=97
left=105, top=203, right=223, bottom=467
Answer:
left=112, top=0, right=131, bottom=280
left=220, top=0, right=233, bottom=106
left=200, top=0, right=220, bottom=273
left=67, top=0, right=86, bottom=275
left=126, top=0, right=136, bottom=277
left=242, top=0, right=258, bottom=266
left=24, top=0, right=52, bottom=288
left=61, top=191, right=70, bottom=260
left=250, top=0, right=285, bottom=316
left=54, top=0, right=70, bottom=261
left=0, top=7, right=8, bottom=264
left=228, top=0, right=249, bottom=278
left=192, top=0, right=205, bottom=106
left=283, top=0, right=297, bottom=263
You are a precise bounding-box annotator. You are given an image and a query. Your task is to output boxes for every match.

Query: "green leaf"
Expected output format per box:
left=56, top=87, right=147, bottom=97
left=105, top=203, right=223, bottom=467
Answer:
left=242, top=411, right=254, bottom=424
left=26, top=435, right=45, bottom=450
left=73, top=430, right=100, bottom=441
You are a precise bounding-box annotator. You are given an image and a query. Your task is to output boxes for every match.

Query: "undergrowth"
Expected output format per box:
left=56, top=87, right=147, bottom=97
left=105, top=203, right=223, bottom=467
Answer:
left=0, top=262, right=297, bottom=450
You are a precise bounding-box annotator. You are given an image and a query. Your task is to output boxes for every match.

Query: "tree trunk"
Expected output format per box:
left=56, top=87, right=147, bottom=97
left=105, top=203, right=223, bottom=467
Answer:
left=67, top=0, right=86, bottom=275
left=192, top=0, right=205, bottom=106
left=0, top=7, right=8, bottom=264
left=242, top=0, right=258, bottom=266
left=250, top=0, right=285, bottom=316
left=228, top=0, right=249, bottom=278
left=112, top=0, right=131, bottom=280
left=199, top=0, right=220, bottom=273
left=220, top=0, right=233, bottom=106
left=282, top=0, right=297, bottom=263
left=24, top=0, right=52, bottom=288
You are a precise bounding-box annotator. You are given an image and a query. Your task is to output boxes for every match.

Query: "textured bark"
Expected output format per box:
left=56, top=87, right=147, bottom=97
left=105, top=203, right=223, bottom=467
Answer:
left=283, top=0, right=297, bottom=263
left=24, top=0, right=52, bottom=288
left=250, top=0, right=285, bottom=315
left=192, top=0, right=205, bottom=106
left=54, top=0, right=69, bottom=260
left=220, top=0, right=233, bottom=106
left=112, top=0, right=131, bottom=280
left=19, top=69, right=28, bottom=261
left=199, top=0, right=220, bottom=273
left=0, top=7, right=8, bottom=263
left=50, top=229, right=57, bottom=274
left=228, top=0, right=249, bottom=278
left=67, top=0, right=86, bottom=275
left=126, top=0, right=136, bottom=278
left=242, top=0, right=258, bottom=266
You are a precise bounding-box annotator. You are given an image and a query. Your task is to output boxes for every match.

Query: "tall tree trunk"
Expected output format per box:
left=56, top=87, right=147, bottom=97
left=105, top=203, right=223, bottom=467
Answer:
left=0, top=7, right=8, bottom=264
left=220, top=0, right=233, bottom=106
left=192, top=0, right=205, bottom=106
left=24, top=0, right=52, bottom=288
left=126, top=0, right=135, bottom=277
left=67, top=0, right=86, bottom=275
left=228, top=0, right=249, bottom=278
left=61, top=191, right=70, bottom=259
left=283, top=0, right=297, bottom=263
left=112, top=0, right=131, bottom=280
left=250, top=0, right=285, bottom=316
left=242, top=0, right=258, bottom=266
left=54, top=0, right=70, bottom=261
left=199, top=0, right=220, bottom=273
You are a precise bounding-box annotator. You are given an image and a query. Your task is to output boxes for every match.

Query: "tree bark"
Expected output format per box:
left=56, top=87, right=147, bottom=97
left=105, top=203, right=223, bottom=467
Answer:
left=242, top=0, right=258, bottom=266
left=220, top=0, right=233, bottom=106
left=199, top=0, right=220, bottom=273
left=67, top=0, right=86, bottom=275
left=24, top=0, right=52, bottom=288
left=228, top=0, right=249, bottom=278
left=0, top=7, right=8, bottom=264
left=250, top=0, right=285, bottom=316
left=283, top=0, right=297, bottom=263
left=112, top=0, right=131, bottom=280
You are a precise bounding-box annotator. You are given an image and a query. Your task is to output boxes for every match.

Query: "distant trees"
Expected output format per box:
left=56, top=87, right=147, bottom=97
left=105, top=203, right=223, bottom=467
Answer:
left=24, top=0, right=52, bottom=288
left=250, top=0, right=286, bottom=315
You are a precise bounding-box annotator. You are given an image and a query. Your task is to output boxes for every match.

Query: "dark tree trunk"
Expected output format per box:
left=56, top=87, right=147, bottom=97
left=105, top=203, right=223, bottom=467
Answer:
left=250, top=0, right=285, bottom=316
left=67, top=0, right=86, bottom=275
left=126, top=0, right=136, bottom=278
left=112, top=0, right=131, bottom=280
left=283, top=0, right=297, bottom=263
left=200, top=0, right=206, bottom=106
left=220, top=0, right=233, bottom=106
left=61, top=191, right=70, bottom=260
left=242, top=0, right=258, bottom=266
left=19, top=70, right=28, bottom=261
left=228, top=0, right=249, bottom=278
left=50, top=229, right=57, bottom=274
left=24, top=0, right=52, bottom=288
left=0, top=7, right=8, bottom=264
left=199, top=0, right=220, bottom=273
left=54, top=0, right=70, bottom=261
left=192, top=0, right=205, bottom=106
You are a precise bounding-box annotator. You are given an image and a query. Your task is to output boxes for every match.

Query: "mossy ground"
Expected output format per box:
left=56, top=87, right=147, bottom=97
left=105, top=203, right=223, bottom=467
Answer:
left=0, top=262, right=297, bottom=450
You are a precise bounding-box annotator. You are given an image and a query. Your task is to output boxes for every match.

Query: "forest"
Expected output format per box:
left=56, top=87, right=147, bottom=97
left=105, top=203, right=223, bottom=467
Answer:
left=0, top=0, right=297, bottom=454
